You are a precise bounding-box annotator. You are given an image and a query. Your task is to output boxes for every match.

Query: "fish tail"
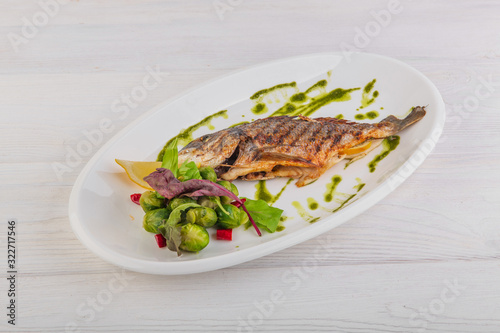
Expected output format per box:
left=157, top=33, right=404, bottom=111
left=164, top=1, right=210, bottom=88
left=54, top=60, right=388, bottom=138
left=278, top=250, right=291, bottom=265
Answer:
left=378, top=106, right=426, bottom=135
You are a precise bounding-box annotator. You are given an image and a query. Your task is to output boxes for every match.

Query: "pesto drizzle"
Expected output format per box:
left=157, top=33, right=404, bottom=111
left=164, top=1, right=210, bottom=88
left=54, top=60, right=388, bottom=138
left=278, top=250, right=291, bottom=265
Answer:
left=367, top=135, right=400, bottom=172
left=292, top=201, right=320, bottom=224
left=360, top=79, right=378, bottom=108
left=157, top=109, right=228, bottom=161
left=324, top=175, right=342, bottom=202
left=255, top=179, right=293, bottom=206
left=250, top=82, right=298, bottom=100
left=229, top=121, right=250, bottom=128
left=331, top=178, right=366, bottom=213
left=270, top=87, right=360, bottom=117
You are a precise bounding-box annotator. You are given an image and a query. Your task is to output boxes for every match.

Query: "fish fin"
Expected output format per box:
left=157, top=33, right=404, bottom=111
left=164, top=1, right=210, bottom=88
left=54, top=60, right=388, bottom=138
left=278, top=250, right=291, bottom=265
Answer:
left=297, top=115, right=316, bottom=122
left=379, top=106, right=426, bottom=134
left=258, top=152, right=318, bottom=167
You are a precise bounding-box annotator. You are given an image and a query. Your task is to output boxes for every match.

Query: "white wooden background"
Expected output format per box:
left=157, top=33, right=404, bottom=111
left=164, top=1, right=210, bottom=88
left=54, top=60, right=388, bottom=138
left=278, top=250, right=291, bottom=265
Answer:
left=1, top=0, right=499, bottom=332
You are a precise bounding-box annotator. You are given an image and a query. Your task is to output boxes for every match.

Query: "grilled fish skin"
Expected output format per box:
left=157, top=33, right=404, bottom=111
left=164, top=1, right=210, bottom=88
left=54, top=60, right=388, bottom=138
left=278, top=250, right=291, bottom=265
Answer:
left=178, top=106, right=426, bottom=187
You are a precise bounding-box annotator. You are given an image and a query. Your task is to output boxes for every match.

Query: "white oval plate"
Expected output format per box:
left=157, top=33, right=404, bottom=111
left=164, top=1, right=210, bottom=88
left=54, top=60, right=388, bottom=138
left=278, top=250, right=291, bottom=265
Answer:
left=69, top=53, right=445, bottom=275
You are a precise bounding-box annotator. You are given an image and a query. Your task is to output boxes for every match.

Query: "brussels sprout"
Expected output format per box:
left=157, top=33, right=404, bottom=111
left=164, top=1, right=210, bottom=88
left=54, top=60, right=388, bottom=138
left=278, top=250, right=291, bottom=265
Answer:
left=198, top=196, right=220, bottom=209
left=168, top=197, right=197, bottom=211
left=217, top=180, right=239, bottom=204
left=139, top=191, right=165, bottom=212
left=143, top=208, right=170, bottom=233
left=179, top=223, right=209, bottom=252
left=216, top=204, right=243, bottom=229
left=199, top=166, right=217, bottom=182
left=186, top=207, right=218, bottom=228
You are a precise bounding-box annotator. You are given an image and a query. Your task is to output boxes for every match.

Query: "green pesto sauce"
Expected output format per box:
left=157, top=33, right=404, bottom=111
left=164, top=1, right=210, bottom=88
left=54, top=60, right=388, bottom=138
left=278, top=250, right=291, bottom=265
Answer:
left=361, top=79, right=377, bottom=108
left=353, top=177, right=366, bottom=192
left=290, top=92, right=307, bottom=102
left=270, top=87, right=360, bottom=117
left=251, top=103, right=268, bottom=115
left=307, top=197, right=319, bottom=210
left=324, top=175, right=342, bottom=202
left=292, top=201, right=318, bottom=223
left=330, top=178, right=365, bottom=213
left=344, top=159, right=354, bottom=169
left=277, top=215, right=289, bottom=231
left=363, top=79, right=376, bottom=94
left=355, top=111, right=379, bottom=121
left=229, top=121, right=250, bottom=128
left=304, top=79, right=328, bottom=95
left=331, top=193, right=357, bottom=213
left=250, top=82, right=297, bottom=100
left=255, top=179, right=293, bottom=206
left=335, top=114, right=344, bottom=119
left=157, top=109, right=228, bottom=161
left=368, top=135, right=400, bottom=173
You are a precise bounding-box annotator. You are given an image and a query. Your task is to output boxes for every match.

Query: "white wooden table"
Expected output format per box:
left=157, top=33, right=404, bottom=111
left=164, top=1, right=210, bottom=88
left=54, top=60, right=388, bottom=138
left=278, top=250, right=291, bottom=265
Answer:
left=1, top=1, right=499, bottom=332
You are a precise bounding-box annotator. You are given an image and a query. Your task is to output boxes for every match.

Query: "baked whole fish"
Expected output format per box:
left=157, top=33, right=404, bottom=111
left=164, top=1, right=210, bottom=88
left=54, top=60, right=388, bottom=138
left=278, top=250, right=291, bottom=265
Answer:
left=178, top=106, right=426, bottom=187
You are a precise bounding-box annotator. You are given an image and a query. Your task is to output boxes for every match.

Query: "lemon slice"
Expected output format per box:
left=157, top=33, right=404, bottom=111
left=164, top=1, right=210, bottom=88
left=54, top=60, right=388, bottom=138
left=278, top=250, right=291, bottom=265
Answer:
left=342, top=141, right=372, bottom=156
left=115, top=159, right=162, bottom=189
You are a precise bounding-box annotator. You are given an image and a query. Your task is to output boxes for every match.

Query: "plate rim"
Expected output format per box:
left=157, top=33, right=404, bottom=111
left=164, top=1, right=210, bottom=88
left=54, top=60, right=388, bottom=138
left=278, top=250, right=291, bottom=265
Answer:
left=69, top=52, right=446, bottom=275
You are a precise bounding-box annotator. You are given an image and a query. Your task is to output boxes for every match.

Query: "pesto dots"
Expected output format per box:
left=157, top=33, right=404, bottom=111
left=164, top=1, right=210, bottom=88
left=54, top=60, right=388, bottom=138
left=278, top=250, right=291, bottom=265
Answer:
left=355, top=111, right=379, bottom=120
left=251, top=103, right=267, bottom=115
left=307, top=197, right=319, bottom=210
left=324, top=175, right=342, bottom=202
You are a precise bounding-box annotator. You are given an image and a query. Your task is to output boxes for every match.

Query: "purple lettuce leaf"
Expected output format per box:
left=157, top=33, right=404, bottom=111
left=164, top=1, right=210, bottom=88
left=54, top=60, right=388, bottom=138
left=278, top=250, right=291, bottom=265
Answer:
left=144, top=168, right=262, bottom=236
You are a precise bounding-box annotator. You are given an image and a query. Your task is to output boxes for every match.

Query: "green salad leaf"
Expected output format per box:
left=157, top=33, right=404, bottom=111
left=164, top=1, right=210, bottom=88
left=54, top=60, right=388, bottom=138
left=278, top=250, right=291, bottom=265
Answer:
left=158, top=224, right=182, bottom=256
left=159, top=202, right=201, bottom=256
left=161, top=137, right=179, bottom=177
left=178, top=160, right=202, bottom=181
left=242, top=198, right=283, bottom=233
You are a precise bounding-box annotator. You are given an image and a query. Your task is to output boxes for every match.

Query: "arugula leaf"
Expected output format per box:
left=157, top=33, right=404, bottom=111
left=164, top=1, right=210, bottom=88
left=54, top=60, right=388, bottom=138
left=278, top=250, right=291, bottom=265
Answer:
left=161, top=137, right=179, bottom=177
left=178, top=160, right=202, bottom=181
left=242, top=198, right=283, bottom=233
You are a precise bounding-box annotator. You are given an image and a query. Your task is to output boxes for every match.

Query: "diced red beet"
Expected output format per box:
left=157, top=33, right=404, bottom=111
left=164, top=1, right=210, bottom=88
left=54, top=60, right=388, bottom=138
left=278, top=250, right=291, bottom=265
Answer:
left=130, top=193, right=141, bottom=205
left=155, top=234, right=167, bottom=248
left=216, top=229, right=232, bottom=241
left=230, top=198, right=246, bottom=208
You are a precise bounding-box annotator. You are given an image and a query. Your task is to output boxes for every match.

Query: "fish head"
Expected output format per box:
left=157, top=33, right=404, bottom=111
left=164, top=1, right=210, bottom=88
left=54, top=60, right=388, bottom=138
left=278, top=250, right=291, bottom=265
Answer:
left=178, top=130, right=240, bottom=168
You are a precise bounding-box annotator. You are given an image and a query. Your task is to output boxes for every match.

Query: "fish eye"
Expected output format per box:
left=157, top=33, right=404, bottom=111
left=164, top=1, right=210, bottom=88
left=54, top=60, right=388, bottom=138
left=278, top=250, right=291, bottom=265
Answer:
left=200, top=135, right=210, bottom=142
